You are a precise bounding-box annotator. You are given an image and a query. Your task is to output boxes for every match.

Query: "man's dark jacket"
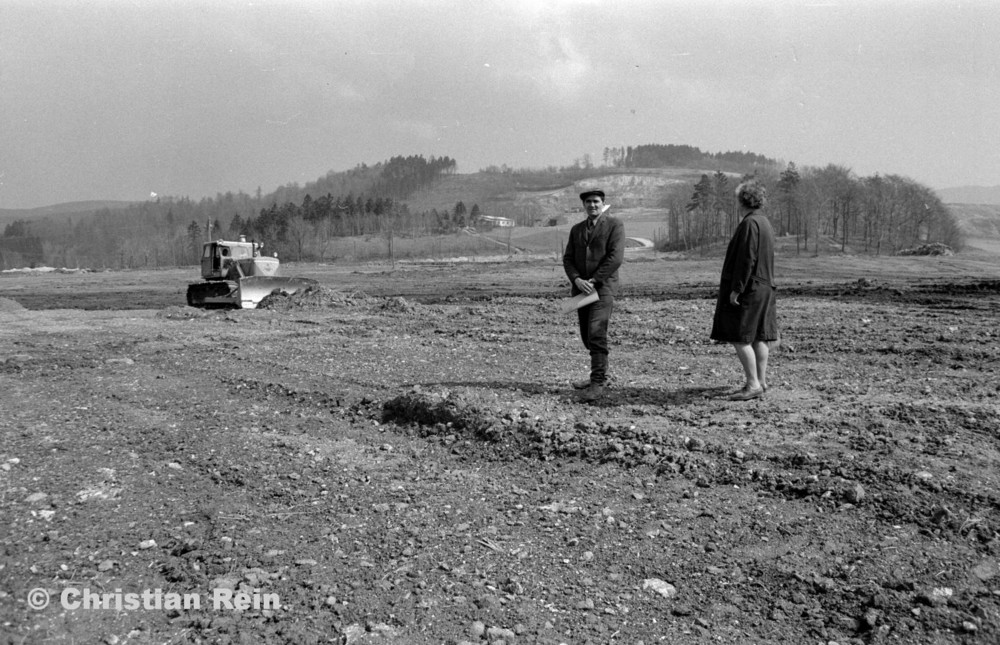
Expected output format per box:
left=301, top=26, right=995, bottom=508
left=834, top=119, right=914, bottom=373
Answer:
left=563, top=212, right=625, bottom=296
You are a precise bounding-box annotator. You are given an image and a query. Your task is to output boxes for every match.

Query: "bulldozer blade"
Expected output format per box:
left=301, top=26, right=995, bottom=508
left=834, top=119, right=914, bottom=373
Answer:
left=237, top=276, right=318, bottom=309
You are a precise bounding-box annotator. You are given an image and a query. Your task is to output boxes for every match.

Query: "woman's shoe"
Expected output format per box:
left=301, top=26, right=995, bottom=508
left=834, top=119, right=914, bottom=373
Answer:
left=729, top=386, right=763, bottom=401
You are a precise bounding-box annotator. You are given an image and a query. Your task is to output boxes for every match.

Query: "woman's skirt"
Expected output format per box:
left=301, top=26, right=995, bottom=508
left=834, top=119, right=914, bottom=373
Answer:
left=710, top=278, right=779, bottom=344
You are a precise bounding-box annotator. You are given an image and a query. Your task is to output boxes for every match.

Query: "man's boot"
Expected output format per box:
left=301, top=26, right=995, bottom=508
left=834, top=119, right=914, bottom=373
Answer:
left=578, top=354, right=608, bottom=401
left=578, top=381, right=604, bottom=401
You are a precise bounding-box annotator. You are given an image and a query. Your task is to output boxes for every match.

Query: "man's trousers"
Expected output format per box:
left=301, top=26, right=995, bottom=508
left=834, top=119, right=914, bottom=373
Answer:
left=576, top=293, right=614, bottom=384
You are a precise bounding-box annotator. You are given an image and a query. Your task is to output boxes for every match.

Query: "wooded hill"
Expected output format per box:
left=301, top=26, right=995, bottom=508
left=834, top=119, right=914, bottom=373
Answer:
left=0, top=145, right=969, bottom=269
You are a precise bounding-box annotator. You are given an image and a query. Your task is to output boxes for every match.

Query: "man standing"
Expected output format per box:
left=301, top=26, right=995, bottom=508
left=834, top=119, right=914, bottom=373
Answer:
left=563, top=189, right=625, bottom=401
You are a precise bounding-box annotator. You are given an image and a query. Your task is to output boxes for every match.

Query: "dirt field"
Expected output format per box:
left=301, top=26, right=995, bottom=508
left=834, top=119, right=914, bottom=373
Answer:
left=1, top=251, right=999, bottom=645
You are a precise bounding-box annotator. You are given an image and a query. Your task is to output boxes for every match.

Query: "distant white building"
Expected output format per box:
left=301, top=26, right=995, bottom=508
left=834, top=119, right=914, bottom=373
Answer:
left=480, top=215, right=515, bottom=228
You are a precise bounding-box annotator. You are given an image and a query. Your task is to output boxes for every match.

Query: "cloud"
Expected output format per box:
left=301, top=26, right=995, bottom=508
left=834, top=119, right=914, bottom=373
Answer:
left=535, top=32, right=593, bottom=101
left=2, top=0, right=999, bottom=206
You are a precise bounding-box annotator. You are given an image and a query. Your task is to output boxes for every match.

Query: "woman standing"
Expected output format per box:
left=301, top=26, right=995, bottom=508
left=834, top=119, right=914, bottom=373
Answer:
left=710, top=179, right=780, bottom=400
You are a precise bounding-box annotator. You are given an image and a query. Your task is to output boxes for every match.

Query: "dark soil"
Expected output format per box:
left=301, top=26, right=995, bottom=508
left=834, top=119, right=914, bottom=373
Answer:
left=1, top=257, right=998, bottom=644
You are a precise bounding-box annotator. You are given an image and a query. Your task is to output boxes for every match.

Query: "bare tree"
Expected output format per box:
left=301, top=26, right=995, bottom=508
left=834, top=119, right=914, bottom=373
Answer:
left=285, top=215, right=311, bottom=262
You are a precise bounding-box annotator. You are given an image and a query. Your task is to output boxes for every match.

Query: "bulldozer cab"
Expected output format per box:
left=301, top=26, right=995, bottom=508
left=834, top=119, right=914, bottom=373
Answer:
left=200, top=239, right=257, bottom=280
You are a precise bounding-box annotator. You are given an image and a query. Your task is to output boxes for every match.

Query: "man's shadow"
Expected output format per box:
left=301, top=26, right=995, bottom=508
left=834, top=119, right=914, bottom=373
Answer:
left=419, top=380, right=730, bottom=407
left=574, top=384, right=731, bottom=407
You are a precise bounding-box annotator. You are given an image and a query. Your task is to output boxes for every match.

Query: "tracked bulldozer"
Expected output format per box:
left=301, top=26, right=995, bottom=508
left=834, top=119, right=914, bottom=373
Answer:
left=186, top=237, right=317, bottom=308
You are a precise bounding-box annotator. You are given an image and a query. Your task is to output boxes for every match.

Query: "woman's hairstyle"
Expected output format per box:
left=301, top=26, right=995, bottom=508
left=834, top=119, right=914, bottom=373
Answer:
left=735, top=179, right=767, bottom=210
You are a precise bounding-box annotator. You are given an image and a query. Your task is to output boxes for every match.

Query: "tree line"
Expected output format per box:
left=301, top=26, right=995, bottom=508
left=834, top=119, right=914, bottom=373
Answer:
left=659, top=163, right=962, bottom=254
left=0, top=155, right=463, bottom=269
left=0, top=149, right=962, bottom=268
left=600, top=144, right=781, bottom=175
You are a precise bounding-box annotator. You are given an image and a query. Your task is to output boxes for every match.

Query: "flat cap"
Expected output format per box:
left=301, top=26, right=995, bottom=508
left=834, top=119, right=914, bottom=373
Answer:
left=579, top=189, right=605, bottom=201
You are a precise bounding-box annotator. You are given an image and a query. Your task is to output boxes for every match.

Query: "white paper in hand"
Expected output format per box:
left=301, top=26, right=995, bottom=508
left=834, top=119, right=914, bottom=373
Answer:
left=559, top=291, right=598, bottom=314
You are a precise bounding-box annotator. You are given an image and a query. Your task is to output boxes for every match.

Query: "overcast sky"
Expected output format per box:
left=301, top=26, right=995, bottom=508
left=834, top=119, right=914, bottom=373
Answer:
left=1, top=0, right=998, bottom=209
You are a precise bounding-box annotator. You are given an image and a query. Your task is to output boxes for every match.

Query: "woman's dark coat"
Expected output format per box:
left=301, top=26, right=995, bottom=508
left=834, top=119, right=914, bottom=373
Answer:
left=710, top=212, right=779, bottom=344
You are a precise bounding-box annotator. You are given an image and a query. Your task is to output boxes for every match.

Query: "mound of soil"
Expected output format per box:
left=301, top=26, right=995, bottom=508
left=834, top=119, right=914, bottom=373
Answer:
left=377, top=296, right=421, bottom=314
left=257, top=285, right=372, bottom=310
